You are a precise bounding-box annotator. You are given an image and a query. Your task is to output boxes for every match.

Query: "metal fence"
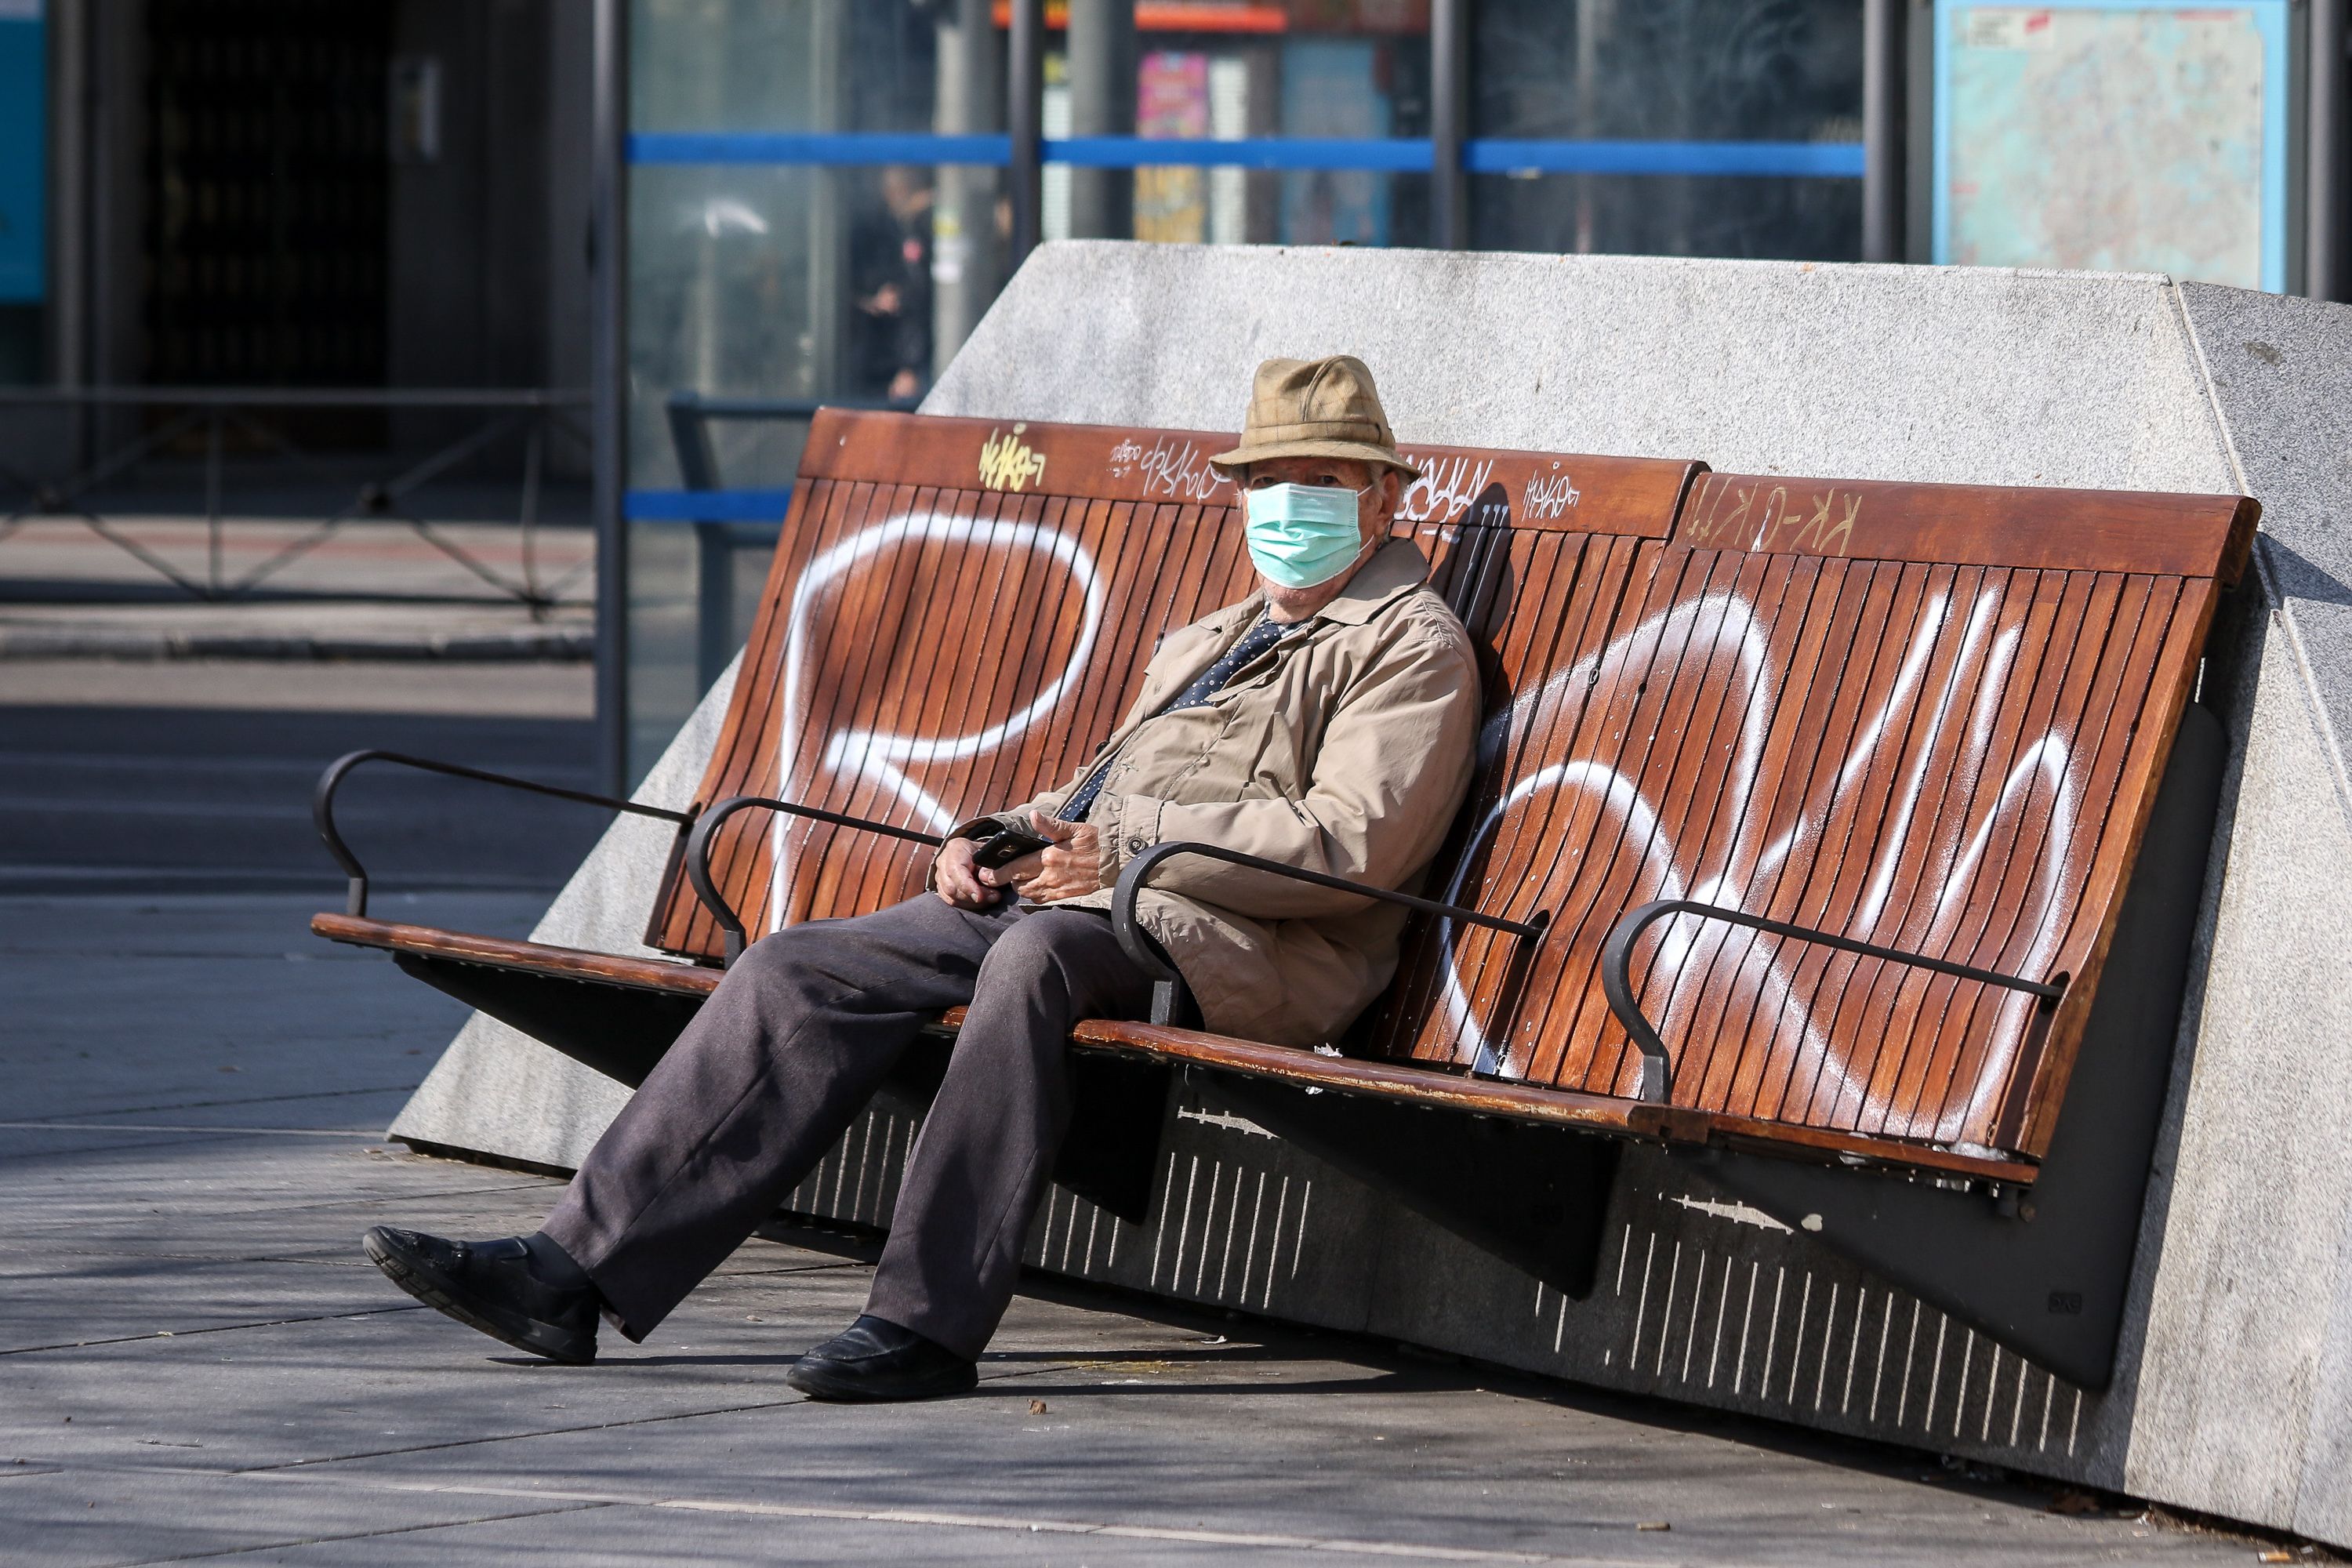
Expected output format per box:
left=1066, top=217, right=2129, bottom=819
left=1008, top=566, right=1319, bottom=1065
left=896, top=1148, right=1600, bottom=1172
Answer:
left=0, top=387, right=592, bottom=612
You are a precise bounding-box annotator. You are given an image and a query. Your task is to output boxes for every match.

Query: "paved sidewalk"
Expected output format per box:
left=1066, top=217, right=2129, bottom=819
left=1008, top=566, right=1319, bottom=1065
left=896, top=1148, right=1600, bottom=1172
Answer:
left=0, top=892, right=2296, bottom=1566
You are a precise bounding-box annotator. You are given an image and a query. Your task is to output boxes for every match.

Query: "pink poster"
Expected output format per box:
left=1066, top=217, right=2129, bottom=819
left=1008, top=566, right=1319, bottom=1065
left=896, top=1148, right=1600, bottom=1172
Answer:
left=1135, top=50, right=1210, bottom=244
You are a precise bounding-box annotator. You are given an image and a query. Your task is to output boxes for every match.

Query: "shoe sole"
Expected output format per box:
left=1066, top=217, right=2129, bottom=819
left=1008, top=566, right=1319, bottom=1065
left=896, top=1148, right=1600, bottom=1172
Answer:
left=784, top=1358, right=978, bottom=1403
left=363, top=1228, right=596, bottom=1365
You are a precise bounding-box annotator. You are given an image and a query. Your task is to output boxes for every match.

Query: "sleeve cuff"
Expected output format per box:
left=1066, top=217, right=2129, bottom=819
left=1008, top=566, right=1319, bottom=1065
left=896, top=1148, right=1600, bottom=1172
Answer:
left=924, top=815, right=1014, bottom=892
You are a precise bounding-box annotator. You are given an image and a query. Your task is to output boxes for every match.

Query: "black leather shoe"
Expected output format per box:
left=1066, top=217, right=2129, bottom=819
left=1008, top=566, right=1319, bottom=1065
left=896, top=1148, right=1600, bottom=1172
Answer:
left=363, top=1226, right=600, bottom=1365
left=785, top=1314, right=978, bottom=1402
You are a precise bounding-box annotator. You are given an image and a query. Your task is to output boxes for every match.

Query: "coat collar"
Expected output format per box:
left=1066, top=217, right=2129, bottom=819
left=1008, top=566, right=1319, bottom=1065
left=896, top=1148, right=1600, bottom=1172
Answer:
left=1312, top=537, right=1432, bottom=626
left=1212, top=537, right=1432, bottom=636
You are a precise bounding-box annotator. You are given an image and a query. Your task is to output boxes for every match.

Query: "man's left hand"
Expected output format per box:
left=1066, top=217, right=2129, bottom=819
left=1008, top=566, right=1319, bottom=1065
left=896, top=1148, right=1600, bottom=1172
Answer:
left=980, top=811, right=1102, bottom=903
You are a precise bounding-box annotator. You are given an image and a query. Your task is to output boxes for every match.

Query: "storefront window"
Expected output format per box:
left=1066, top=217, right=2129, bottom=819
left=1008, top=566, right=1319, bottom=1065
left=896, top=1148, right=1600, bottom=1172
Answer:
left=1042, top=5, right=1432, bottom=249
left=1471, top=0, right=1862, bottom=260
left=618, top=0, right=1864, bottom=779
left=626, top=0, right=942, bottom=778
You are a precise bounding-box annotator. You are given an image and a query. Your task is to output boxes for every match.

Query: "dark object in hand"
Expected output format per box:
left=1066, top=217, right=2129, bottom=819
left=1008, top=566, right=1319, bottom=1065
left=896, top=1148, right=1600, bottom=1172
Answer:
left=971, top=825, right=1054, bottom=871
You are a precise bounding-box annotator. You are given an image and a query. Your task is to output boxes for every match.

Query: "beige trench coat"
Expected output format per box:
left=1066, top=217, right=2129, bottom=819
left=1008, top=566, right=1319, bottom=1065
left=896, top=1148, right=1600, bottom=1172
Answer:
left=961, top=539, right=1480, bottom=1049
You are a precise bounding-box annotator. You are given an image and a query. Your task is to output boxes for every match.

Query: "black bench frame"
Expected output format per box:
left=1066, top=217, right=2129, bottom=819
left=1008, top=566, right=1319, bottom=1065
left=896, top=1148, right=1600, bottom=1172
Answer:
left=311, top=699, right=2227, bottom=1385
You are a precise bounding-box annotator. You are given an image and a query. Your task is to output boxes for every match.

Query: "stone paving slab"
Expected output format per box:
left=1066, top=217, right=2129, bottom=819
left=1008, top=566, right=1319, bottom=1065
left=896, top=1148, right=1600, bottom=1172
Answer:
left=0, top=659, right=595, bottom=717
left=0, top=1463, right=611, bottom=1568
left=0, top=892, right=2295, bottom=1565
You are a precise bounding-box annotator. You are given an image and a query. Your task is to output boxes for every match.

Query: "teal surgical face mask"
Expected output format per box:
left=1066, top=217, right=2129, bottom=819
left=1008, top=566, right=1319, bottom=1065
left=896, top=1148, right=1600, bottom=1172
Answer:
left=1243, top=482, right=1368, bottom=590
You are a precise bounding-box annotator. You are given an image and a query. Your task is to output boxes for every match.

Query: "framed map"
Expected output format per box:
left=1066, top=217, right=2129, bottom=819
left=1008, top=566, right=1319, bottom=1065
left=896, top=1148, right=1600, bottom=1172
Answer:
left=1933, top=1, right=2289, bottom=292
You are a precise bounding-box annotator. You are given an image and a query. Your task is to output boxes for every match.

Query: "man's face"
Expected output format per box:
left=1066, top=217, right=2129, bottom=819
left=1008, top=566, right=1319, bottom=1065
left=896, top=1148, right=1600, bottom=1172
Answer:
left=1240, top=456, right=1403, bottom=556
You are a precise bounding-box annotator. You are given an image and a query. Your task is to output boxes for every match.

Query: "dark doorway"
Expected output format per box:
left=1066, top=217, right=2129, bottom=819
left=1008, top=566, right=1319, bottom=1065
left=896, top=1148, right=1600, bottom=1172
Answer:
left=141, top=0, right=392, bottom=431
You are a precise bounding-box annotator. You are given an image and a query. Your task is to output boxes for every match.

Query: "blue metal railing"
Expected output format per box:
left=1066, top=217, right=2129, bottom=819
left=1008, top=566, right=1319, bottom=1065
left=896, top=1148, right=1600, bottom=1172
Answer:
left=1466, top=138, right=1864, bottom=179
left=628, top=130, right=1864, bottom=180
left=622, top=128, right=1866, bottom=521
left=626, top=487, right=793, bottom=523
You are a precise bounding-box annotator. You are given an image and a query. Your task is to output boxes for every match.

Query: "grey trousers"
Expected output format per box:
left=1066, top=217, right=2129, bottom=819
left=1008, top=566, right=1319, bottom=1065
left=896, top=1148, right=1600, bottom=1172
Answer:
left=539, top=895, right=1156, bottom=1360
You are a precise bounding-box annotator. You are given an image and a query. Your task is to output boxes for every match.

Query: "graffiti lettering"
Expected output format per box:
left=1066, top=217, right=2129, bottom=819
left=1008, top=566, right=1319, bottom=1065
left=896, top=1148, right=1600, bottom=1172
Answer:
left=1521, top=466, right=1582, bottom=521
left=773, top=513, right=1103, bottom=920
left=1686, top=477, right=1863, bottom=557
left=1399, top=453, right=1499, bottom=524
left=1107, top=436, right=1230, bottom=503
left=978, top=424, right=1049, bottom=492
left=1436, top=586, right=2074, bottom=1139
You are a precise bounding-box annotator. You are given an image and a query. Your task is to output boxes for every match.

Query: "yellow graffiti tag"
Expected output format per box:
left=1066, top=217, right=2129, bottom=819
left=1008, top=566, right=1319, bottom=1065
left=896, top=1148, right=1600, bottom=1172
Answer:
left=1685, top=476, right=1861, bottom=557
left=978, top=424, right=1048, bottom=492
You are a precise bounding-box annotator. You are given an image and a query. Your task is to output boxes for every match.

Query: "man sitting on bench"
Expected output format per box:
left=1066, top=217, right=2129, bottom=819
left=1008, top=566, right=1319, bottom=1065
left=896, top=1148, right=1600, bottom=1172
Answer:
left=361, top=355, right=1480, bottom=1402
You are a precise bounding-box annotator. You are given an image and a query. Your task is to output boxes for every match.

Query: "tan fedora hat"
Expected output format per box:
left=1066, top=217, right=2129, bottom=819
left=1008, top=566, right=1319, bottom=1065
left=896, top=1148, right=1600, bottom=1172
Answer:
left=1208, top=355, right=1421, bottom=481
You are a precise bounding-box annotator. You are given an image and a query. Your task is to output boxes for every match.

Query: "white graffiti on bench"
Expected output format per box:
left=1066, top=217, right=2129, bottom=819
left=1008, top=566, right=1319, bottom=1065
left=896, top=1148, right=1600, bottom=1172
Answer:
left=771, top=511, right=1105, bottom=924
left=1434, top=586, right=2077, bottom=1142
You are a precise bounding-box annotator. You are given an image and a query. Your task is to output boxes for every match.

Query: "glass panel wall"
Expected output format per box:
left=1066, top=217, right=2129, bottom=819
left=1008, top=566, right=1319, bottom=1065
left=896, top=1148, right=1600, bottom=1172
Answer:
left=617, top=0, right=1870, bottom=781
left=1043, top=4, right=1432, bottom=248
left=1471, top=0, right=1862, bottom=260
left=626, top=0, right=942, bottom=775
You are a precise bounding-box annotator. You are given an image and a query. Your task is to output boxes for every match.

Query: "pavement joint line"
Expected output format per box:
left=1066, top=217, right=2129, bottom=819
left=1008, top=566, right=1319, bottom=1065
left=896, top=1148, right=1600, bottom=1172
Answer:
left=1, top=1181, right=561, bottom=1237
left=0, top=1304, right=430, bottom=1358
left=0, top=945, right=391, bottom=960
left=232, top=1396, right=815, bottom=1473
left=0, top=1131, right=370, bottom=1169
left=239, top=1472, right=1675, bottom=1566
left=13, top=1084, right=425, bottom=1120
left=92, top=1498, right=617, bottom=1568
left=200, top=1346, right=1421, bottom=1483
left=1, top=1250, right=390, bottom=1266
left=0, top=796, right=314, bottom=820
left=0, top=1121, right=400, bottom=1138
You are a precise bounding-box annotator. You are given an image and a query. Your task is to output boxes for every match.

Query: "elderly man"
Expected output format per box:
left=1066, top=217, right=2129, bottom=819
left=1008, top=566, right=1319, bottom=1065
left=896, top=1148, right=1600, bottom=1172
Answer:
left=362, top=356, right=1479, bottom=1402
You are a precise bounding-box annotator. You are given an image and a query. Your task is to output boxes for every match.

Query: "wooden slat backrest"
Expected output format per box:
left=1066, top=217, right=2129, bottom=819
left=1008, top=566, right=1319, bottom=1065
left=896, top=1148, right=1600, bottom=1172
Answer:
left=1371, top=473, right=2256, bottom=1162
left=646, top=408, right=1697, bottom=960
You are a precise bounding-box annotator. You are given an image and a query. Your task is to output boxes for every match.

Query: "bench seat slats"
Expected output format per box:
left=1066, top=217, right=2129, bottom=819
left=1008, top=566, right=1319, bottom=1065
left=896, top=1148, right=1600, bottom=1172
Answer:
left=1369, top=474, right=2250, bottom=1163
left=645, top=409, right=1694, bottom=960
left=343, top=409, right=2248, bottom=1188
left=313, top=913, right=722, bottom=997
left=309, top=913, right=2038, bottom=1187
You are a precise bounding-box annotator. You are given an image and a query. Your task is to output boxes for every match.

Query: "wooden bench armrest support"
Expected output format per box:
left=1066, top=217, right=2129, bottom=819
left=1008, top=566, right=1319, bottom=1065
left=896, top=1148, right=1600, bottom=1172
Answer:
left=1108, top=839, right=1551, bottom=1026
left=313, top=749, right=695, bottom=918
left=1601, top=898, right=2068, bottom=1105
left=687, top=793, right=946, bottom=964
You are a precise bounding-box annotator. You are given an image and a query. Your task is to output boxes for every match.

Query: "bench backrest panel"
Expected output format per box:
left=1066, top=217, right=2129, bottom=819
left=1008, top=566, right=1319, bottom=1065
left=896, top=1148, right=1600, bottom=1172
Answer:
left=1374, top=472, right=2254, bottom=1160
left=648, top=408, right=1693, bottom=959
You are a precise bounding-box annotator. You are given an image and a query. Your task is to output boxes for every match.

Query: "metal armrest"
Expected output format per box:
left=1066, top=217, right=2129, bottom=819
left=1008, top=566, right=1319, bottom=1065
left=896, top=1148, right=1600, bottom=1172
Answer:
left=312, top=749, right=694, bottom=918
left=1108, top=840, right=1549, bottom=1029
left=1600, top=898, right=2067, bottom=1106
left=685, top=794, right=945, bottom=964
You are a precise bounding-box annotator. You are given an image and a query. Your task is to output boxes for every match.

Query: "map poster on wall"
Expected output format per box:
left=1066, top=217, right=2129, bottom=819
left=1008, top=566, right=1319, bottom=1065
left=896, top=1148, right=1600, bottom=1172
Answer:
left=0, top=0, right=44, bottom=303
left=1933, top=1, right=2288, bottom=292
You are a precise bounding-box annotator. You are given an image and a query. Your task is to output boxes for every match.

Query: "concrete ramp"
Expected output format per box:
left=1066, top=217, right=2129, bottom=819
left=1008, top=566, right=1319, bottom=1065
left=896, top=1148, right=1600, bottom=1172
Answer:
left=387, top=245, right=2352, bottom=1547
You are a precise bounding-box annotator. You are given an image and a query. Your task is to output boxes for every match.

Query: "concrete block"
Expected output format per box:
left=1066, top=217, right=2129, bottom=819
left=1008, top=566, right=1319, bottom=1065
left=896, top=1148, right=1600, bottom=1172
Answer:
left=386, top=246, right=2352, bottom=1548
left=386, top=657, right=740, bottom=1170
left=2121, top=600, right=2352, bottom=1530
left=928, top=245, right=2235, bottom=494
left=2176, top=281, right=2352, bottom=815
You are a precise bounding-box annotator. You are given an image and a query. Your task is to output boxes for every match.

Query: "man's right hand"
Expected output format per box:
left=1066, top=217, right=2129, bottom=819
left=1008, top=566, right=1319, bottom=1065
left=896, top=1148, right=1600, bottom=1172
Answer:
left=931, top=835, right=998, bottom=910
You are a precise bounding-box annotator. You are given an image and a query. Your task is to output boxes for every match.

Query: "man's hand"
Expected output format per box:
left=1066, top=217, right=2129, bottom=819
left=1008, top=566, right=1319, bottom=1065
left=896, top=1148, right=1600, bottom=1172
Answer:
left=983, top=811, right=1102, bottom=904
left=931, top=835, right=1000, bottom=910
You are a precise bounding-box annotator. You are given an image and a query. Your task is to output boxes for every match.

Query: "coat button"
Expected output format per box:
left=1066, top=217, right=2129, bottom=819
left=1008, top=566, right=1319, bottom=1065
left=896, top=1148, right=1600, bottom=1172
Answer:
left=1128, top=837, right=1147, bottom=854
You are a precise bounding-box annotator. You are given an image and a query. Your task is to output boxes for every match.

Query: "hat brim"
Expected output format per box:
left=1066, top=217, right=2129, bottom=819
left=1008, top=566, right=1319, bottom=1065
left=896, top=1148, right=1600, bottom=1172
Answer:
left=1208, top=437, right=1421, bottom=483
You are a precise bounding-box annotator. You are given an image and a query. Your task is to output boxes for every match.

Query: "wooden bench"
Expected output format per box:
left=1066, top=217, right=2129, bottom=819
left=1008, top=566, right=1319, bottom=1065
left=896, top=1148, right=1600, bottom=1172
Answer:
left=313, top=408, right=2256, bottom=1388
